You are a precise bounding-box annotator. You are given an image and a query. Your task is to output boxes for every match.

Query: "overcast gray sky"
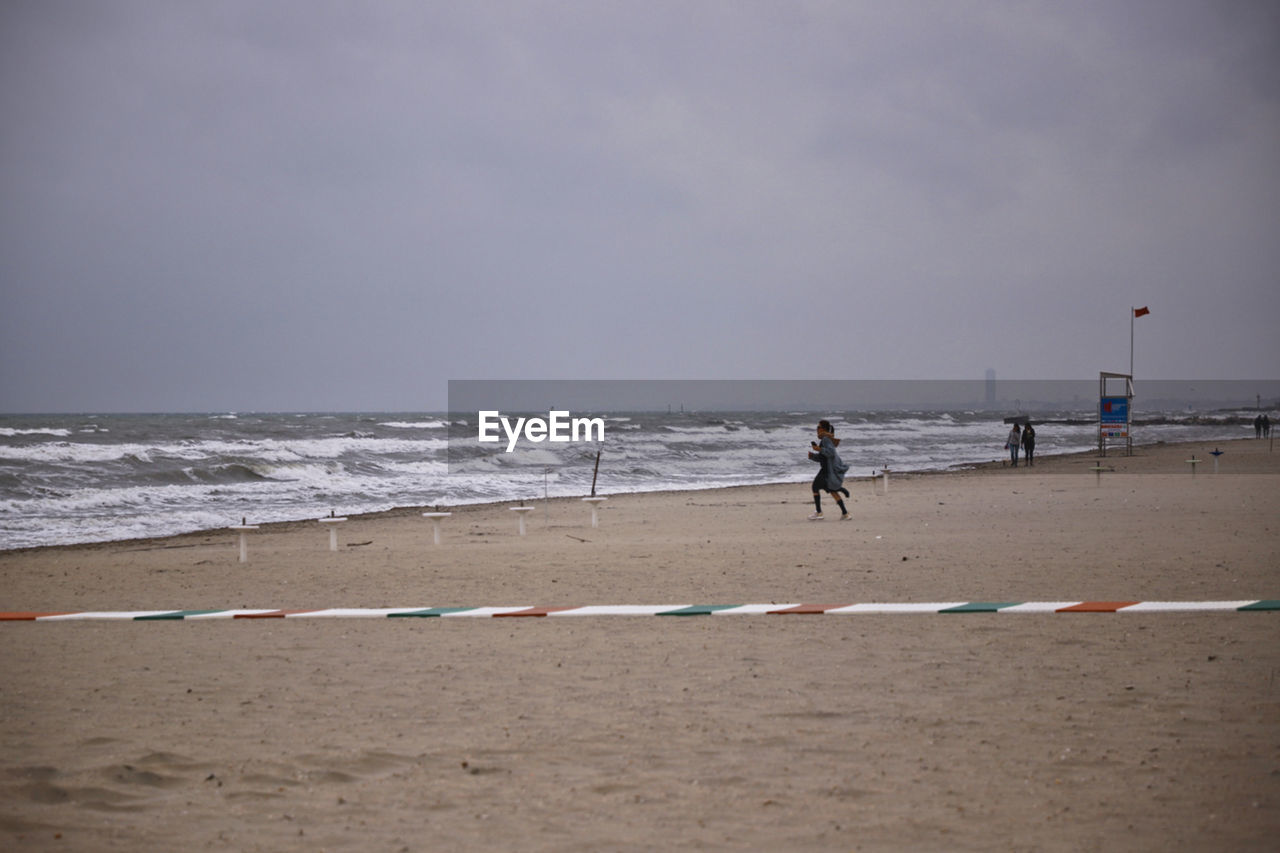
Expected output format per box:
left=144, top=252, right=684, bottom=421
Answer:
left=2, top=1, right=1277, bottom=413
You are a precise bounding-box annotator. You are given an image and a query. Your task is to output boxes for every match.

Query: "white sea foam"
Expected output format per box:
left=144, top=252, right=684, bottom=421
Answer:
left=0, top=427, right=72, bottom=437
left=380, top=420, right=448, bottom=430
left=0, top=409, right=1255, bottom=550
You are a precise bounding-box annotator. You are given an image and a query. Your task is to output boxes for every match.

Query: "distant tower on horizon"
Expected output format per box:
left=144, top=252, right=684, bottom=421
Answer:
left=985, top=369, right=996, bottom=407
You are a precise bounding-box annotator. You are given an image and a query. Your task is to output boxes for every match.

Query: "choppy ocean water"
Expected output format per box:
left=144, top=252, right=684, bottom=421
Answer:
left=0, top=409, right=1260, bottom=550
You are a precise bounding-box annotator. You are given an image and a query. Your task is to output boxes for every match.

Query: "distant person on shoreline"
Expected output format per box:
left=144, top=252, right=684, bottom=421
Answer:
left=808, top=419, right=850, bottom=521
left=1264, top=414, right=1272, bottom=438
left=1255, top=414, right=1263, bottom=438
left=1021, top=422, right=1036, bottom=466
left=1006, top=423, right=1021, bottom=467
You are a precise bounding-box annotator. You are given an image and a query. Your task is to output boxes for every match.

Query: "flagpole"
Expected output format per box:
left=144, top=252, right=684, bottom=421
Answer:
left=1130, top=306, right=1134, bottom=378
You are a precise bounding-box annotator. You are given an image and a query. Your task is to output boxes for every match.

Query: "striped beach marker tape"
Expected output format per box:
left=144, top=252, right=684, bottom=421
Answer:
left=0, top=601, right=1276, bottom=621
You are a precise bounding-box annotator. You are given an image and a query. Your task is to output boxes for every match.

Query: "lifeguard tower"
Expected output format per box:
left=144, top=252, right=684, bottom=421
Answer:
left=1098, top=371, right=1133, bottom=456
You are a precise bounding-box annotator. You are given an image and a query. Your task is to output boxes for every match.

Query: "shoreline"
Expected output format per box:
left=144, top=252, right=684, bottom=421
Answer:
left=1, top=433, right=1275, bottom=850
left=2, top=436, right=1272, bottom=557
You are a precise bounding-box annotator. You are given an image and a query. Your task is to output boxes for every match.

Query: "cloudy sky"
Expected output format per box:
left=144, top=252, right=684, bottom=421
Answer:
left=2, top=1, right=1277, bottom=412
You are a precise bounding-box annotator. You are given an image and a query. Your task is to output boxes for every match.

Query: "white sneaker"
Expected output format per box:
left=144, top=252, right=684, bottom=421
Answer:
left=808, top=512, right=824, bottom=521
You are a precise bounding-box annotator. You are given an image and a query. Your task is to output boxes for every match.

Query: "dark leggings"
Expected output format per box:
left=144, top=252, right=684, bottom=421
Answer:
left=812, top=470, right=847, bottom=513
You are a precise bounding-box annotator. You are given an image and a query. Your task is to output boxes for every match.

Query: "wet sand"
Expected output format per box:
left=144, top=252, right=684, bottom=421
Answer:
left=1, top=438, right=1277, bottom=850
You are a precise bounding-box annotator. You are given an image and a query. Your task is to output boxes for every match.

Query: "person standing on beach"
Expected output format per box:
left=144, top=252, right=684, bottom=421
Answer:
left=1255, top=415, right=1263, bottom=438
left=1006, top=423, right=1021, bottom=467
left=808, top=420, right=851, bottom=520
left=1021, top=422, right=1036, bottom=466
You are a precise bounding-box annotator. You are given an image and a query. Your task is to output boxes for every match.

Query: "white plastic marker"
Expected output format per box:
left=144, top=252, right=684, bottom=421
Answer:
left=582, top=496, right=607, bottom=528
left=318, top=511, right=347, bottom=551
left=422, top=511, right=451, bottom=545
left=510, top=505, right=535, bottom=535
left=229, top=518, right=259, bottom=563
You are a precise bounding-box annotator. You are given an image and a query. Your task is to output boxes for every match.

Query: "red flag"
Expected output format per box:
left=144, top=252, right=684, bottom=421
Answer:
left=1133, top=306, right=1150, bottom=317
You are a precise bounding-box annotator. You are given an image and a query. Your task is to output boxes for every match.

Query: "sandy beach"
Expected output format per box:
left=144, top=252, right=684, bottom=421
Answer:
left=1, top=438, right=1277, bottom=851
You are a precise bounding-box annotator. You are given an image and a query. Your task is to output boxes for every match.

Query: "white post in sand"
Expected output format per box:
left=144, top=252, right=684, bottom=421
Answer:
left=582, top=496, right=607, bottom=528
left=422, top=511, right=452, bottom=545
left=230, top=520, right=259, bottom=563
left=881, top=467, right=891, bottom=495
left=1210, top=448, right=1223, bottom=474
left=510, top=505, right=535, bottom=535
left=318, top=512, right=347, bottom=551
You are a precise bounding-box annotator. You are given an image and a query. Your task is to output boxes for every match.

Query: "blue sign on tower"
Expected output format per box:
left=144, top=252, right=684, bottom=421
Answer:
left=1099, top=396, right=1128, bottom=425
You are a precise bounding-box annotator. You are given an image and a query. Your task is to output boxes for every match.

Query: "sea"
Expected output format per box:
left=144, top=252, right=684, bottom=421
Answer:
left=0, top=409, right=1261, bottom=550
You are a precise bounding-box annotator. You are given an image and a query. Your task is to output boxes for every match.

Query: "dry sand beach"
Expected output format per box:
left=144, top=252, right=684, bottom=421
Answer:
left=1, top=438, right=1277, bottom=851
